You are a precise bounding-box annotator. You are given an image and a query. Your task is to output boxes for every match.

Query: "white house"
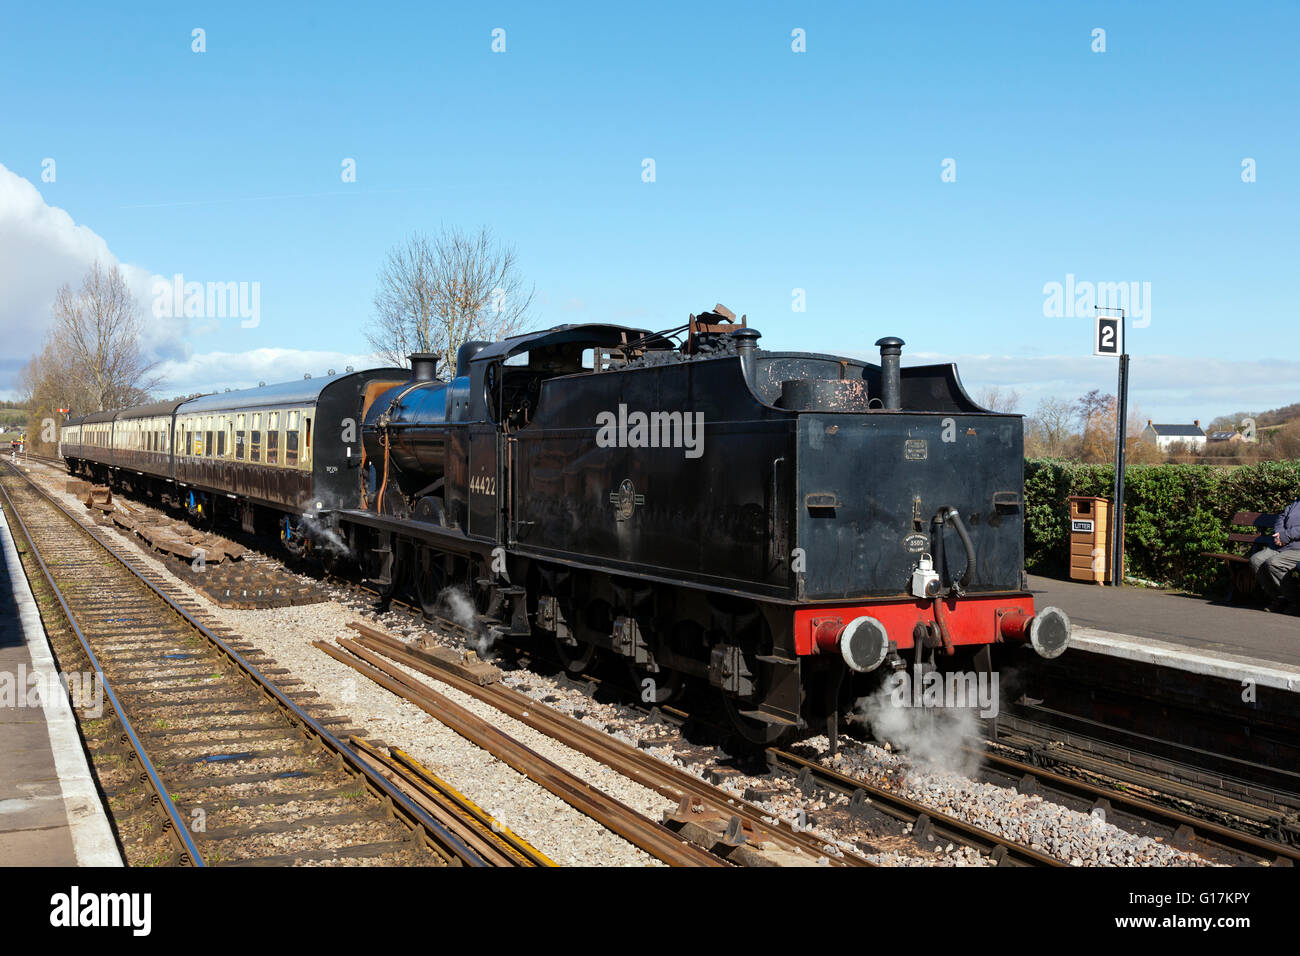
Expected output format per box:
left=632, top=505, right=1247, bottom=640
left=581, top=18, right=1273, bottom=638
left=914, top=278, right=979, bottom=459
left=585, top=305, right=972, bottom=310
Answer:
left=1140, top=420, right=1207, bottom=451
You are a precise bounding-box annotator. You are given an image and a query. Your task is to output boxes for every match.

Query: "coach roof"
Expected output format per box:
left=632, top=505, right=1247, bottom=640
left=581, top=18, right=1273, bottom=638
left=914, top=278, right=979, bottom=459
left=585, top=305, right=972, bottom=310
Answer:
left=177, top=370, right=379, bottom=415
left=117, top=399, right=187, bottom=421
left=68, top=410, right=118, bottom=425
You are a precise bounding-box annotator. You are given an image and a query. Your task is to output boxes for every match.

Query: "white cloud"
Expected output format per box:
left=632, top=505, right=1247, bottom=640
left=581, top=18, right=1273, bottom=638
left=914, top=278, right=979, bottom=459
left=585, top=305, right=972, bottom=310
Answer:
left=0, top=162, right=178, bottom=389
left=154, top=348, right=389, bottom=399
left=0, top=164, right=363, bottom=403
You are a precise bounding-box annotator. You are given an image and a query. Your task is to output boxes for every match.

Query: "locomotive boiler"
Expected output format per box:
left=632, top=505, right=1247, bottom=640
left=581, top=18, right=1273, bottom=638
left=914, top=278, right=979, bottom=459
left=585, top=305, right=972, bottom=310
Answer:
left=347, top=308, right=1070, bottom=744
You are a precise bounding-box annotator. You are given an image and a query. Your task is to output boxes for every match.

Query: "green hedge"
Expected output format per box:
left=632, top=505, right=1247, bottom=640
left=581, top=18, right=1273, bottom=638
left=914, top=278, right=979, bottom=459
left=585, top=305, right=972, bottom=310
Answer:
left=1024, top=459, right=1300, bottom=593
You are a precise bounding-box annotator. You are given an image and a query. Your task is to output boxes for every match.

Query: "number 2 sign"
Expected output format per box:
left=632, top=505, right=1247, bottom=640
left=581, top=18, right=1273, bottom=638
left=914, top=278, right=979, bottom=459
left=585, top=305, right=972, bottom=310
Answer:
left=1094, top=315, right=1122, bottom=356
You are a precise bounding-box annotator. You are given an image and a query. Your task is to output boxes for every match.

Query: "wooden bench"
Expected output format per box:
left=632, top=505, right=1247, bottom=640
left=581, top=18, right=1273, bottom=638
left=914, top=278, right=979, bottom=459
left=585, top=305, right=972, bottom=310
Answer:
left=1202, top=511, right=1282, bottom=602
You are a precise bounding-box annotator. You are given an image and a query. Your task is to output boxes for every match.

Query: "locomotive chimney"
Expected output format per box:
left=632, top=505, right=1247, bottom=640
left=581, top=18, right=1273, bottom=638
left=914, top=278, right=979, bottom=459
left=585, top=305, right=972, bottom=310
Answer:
left=409, top=352, right=439, bottom=382
left=731, top=327, right=761, bottom=382
left=875, top=336, right=904, bottom=411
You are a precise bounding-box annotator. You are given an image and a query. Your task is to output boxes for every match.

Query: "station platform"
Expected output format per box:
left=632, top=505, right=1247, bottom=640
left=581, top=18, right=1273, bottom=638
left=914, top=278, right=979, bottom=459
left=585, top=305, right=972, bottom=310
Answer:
left=1028, top=574, right=1300, bottom=693
left=0, top=502, right=120, bottom=866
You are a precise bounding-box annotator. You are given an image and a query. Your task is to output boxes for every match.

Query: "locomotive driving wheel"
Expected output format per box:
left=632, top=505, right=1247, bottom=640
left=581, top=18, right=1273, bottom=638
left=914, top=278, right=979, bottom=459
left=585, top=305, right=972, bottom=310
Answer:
left=412, top=497, right=451, bottom=618
left=555, top=634, right=599, bottom=674
left=627, top=660, right=683, bottom=705
left=555, top=595, right=607, bottom=675
left=414, top=546, right=449, bottom=619
left=626, top=618, right=692, bottom=704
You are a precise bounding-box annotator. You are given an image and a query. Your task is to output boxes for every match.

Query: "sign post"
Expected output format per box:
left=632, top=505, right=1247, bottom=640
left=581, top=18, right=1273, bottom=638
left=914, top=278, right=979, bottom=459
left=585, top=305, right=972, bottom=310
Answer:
left=1095, top=307, right=1127, bottom=586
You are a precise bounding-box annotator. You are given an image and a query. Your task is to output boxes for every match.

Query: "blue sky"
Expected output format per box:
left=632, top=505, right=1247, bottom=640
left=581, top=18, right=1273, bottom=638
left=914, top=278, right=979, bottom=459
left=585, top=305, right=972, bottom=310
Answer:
left=1, top=1, right=1296, bottom=422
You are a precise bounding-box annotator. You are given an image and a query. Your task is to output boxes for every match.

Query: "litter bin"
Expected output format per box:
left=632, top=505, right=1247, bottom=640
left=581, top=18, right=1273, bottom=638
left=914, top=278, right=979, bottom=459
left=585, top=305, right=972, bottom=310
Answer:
left=1068, top=496, right=1121, bottom=584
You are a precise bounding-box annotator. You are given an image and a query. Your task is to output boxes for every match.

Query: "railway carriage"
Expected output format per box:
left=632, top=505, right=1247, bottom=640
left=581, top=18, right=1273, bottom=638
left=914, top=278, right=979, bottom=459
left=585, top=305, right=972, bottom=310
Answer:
left=171, top=371, right=406, bottom=530
left=61, top=411, right=118, bottom=477
left=61, top=369, right=406, bottom=534
left=112, top=400, right=184, bottom=488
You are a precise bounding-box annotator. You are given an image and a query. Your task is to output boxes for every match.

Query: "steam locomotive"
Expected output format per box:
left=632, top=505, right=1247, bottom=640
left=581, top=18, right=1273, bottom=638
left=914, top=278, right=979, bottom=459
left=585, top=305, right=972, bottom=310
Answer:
left=62, top=308, right=1070, bottom=744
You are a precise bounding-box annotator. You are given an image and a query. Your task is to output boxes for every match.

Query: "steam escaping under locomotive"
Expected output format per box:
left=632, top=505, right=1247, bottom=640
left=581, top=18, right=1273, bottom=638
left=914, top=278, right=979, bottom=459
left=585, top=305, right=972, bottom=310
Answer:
left=61, top=306, right=1070, bottom=745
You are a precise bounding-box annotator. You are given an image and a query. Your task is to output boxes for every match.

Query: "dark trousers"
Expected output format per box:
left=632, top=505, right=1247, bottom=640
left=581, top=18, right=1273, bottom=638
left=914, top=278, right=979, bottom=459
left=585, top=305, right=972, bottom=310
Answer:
left=1250, top=546, right=1300, bottom=601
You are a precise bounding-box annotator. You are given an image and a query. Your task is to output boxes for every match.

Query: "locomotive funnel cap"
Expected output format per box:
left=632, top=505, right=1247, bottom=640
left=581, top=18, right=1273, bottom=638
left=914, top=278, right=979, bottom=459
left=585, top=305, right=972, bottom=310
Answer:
left=409, top=353, right=440, bottom=382
left=874, top=336, right=905, bottom=353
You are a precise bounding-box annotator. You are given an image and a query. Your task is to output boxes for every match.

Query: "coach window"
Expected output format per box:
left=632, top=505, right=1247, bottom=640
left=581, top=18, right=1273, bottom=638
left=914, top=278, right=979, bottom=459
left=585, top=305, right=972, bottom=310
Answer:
left=235, top=413, right=246, bottom=460
left=251, top=413, right=262, bottom=463
left=267, top=411, right=279, bottom=465
left=286, top=410, right=299, bottom=466
left=303, top=415, right=312, bottom=465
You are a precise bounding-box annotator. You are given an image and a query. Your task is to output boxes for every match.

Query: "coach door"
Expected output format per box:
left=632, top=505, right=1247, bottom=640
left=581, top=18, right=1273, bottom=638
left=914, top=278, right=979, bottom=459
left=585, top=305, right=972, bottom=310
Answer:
left=467, top=424, right=502, bottom=542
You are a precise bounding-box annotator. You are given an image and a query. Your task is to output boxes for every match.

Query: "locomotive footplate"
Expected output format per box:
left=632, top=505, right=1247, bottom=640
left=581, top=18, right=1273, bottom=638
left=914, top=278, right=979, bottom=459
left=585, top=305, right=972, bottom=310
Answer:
left=334, top=507, right=496, bottom=558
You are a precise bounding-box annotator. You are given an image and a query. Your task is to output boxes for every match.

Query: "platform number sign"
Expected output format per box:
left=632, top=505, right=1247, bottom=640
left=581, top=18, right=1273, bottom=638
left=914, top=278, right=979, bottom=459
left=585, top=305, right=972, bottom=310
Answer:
left=1094, top=315, right=1121, bottom=356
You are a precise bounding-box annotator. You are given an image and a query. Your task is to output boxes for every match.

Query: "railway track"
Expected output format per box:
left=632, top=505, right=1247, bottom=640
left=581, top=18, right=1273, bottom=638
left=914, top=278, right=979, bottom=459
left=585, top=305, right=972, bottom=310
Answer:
left=23, top=454, right=1289, bottom=867
left=0, top=461, right=541, bottom=866
left=764, top=748, right=1061, bottom=866
left=327, top=618, right=1079, bottom=866
left=418, top=612, right=1300, bottom=866
left=979, top=730, right=1300, bottom=866
left=319, top=625, right=837, bottom=865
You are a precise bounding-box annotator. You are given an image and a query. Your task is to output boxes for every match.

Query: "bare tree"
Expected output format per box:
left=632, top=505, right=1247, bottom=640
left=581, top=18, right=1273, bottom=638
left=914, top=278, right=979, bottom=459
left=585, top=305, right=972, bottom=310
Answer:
left=1074, top=389, right=1116, bottom=463
left=17, top=262, right=161, bottom=454
left=1024, top=396, right=1075, bottom=457
left=976, top=386, right=1021, bottom=413
left=46, top=261, right=161, bottom=412
left=366, top=227, right=535, bottom=374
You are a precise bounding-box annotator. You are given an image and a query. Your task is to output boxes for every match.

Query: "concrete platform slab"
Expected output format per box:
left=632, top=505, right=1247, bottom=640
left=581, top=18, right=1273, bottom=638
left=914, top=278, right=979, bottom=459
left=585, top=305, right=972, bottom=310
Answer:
left=1028, top=574, right=1300, bottom=690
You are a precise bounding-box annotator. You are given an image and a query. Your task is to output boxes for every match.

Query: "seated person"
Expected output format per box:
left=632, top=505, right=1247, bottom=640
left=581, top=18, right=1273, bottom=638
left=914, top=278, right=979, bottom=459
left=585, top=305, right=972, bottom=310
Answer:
left=1249, top=497, right=1300, bottom=612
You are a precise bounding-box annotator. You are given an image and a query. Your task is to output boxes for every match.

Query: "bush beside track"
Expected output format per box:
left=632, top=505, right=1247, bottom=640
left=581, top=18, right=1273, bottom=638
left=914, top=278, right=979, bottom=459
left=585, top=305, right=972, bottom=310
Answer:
left=1024, top=458, right=1300, bottom=594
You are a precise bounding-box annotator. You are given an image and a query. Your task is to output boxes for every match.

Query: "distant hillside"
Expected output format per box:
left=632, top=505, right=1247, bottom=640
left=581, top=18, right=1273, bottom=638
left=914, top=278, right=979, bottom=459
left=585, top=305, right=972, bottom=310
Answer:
left=1209, top=401, right=1299, bottom=434
left=1258, top=403, right=1300, bottom=428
